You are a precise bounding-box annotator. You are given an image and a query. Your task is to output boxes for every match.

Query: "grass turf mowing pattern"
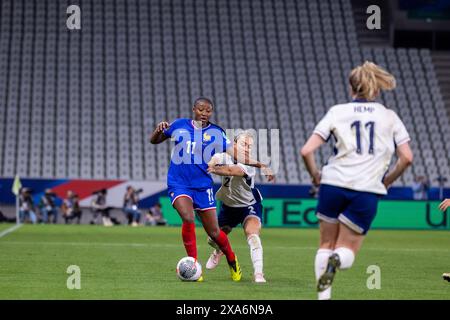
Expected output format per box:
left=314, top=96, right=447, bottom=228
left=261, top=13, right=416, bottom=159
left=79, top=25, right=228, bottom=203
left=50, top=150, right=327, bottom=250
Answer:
left=0, top=223, right=18, bottom=233
left=0, top=224, right=449, bottom=299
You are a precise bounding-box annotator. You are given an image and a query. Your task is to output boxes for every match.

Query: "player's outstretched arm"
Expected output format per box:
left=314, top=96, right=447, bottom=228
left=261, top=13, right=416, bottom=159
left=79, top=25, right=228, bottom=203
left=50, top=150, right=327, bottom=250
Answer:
left=382, top=142, right=413, bottom=188
left=150, top=121, right=170, bottom=144
left=439, top=199, right=450, bottom=212
left=225, top=147, right=275, bottom=182
left=208, top=165, right=245, bottom=177
left=225, top=146, right=262, bottom=168
left=301, top=134, right=325, bottom=186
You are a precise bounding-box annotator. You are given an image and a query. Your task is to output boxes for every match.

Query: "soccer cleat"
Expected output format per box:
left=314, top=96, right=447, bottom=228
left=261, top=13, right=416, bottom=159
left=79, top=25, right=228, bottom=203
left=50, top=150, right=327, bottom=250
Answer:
left=228, top=256, right=242, bottom=282
left=196, top=276, right=204, bottom=282
left=254, top=272, right=266, bottom=283
left=206, top=250, right=223, bottom=270
left=317, top=253, right=341, bottom=292
left=443, top=273, right=450, bottom=282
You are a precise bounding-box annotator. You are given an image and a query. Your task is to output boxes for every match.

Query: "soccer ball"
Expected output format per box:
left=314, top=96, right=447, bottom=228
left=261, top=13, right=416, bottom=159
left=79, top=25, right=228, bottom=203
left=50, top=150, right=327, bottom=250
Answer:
left=176, top=257, right=202, bottom=281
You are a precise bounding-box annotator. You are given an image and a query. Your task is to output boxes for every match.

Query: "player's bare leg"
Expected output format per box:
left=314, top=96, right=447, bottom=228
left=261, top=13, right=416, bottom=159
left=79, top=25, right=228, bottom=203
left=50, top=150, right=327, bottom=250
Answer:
left=199, top=210, right=242, bottom=281
left=243, top=217, right=265, bottom=283
left=315, top=220, right=339, bottom=299
left=335, top=223, right=365, bottom=254
left=318, top=223, right=364, bottom=295
left=173, top=197, right=197, bottom=259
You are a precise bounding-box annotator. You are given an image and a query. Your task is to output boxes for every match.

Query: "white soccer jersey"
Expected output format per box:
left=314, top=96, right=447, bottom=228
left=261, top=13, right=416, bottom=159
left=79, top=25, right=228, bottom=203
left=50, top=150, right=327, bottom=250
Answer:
left=313, top=101, right=410, bottom=195
left=211, top=153, right=261, bottom=207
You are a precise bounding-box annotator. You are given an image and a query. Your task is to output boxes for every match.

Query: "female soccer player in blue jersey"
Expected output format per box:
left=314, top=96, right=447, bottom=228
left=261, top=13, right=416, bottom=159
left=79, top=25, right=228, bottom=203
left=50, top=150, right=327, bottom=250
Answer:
left=150, top=97, right=273, bottom=281
left=301, top=62, right=413, bottom=299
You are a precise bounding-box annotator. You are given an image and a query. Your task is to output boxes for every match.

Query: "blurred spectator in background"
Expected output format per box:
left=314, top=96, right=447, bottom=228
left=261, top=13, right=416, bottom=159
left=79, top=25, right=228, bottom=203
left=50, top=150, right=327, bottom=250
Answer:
left=436, top=176, right=448, bottom=200
left=145, top=203, right=167, bottom=226
left=123, top=186, right=141, bottom=227
left=38, top=189, right=59, bottom=224
left=19, top=188, right=37, bottom=224
left=91, top=189, right=113, bottom=226
left=412, top=175, right=429, bottom=200
left=61, top=190, right=82, bottom=224
left=0, top=210, right=16, bottom=223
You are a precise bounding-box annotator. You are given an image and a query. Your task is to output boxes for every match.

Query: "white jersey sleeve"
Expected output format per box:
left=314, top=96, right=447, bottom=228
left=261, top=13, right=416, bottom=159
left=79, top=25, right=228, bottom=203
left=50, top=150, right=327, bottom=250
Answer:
left=313, top=109, right=334, bottom=141
left=209, top=152, right=228, bottom=166
left=391, top=111, right=410, bottom=146
left=236, top=163, right=256, bottom=178
left=211, top=152, right=256, bottom=178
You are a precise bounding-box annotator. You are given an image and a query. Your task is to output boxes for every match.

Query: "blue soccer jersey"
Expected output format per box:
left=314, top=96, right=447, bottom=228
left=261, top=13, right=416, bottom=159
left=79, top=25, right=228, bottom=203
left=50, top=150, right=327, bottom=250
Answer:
left=163, top=118, right=232, bottom=188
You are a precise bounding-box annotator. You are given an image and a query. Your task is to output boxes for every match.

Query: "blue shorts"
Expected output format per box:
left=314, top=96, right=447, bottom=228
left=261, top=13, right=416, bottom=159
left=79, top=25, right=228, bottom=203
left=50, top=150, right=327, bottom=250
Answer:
left=168, top=186, right=216, bottom=212
left=316, top=184, right=380, bottom=235
left=218, top=202, right=263, bottom=229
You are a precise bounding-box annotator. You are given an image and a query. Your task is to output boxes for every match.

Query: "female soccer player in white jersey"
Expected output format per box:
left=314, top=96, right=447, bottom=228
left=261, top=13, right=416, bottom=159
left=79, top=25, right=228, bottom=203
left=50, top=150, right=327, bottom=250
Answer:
left=206, top=131, right=266, bottom=283
left=301, top=61, right=414, bottom=299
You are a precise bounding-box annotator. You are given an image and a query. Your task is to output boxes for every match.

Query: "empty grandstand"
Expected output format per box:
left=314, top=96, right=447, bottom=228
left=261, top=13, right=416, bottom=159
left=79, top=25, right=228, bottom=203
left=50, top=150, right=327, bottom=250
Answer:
left=0, top=0, right=449, bottom=186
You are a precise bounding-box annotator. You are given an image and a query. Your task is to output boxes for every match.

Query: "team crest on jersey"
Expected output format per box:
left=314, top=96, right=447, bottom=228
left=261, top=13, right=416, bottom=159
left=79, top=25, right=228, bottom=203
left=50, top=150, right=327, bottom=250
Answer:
left=203, top=132, right=211, bottom=142
left=170, top=192, right=174, bottom=197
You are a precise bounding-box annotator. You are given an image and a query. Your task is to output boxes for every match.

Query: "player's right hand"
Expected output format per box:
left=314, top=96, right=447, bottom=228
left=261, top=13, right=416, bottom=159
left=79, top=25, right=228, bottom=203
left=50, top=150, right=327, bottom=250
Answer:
left=156, top=121, right=170, bottom=133
left=439, top=199, right=450, bottom=212
left=262, top=166, right=275, bottom=182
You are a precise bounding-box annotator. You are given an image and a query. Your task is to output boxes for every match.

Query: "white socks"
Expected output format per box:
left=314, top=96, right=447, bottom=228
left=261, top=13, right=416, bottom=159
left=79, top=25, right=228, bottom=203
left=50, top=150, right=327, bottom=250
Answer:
left=333, top=247, right=355, bottom=270
left=315, top=249, right=333, bottom=300
left=314, top=247, right=355, bottom=300
left=247, top=234, right=263, bottom=274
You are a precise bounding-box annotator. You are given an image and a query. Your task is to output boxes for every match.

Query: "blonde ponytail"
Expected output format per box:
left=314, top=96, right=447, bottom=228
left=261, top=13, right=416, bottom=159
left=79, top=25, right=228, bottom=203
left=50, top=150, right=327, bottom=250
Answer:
left=349, top=61, right=396, bottom=101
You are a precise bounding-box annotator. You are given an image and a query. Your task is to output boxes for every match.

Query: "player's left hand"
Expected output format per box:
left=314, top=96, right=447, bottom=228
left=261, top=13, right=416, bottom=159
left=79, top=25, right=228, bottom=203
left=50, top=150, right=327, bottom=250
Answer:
left=312, top=171, right=321, bottom=186
left=439, top=199, right=450, bottom=212
left=382, top=177, right=391, bottom=189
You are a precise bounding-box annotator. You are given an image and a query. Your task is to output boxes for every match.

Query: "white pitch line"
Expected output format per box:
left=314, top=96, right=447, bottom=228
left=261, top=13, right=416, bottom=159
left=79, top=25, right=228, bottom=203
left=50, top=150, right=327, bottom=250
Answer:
left=0, top=224, right=22, bottom=239
left=1, top=240, right=450, bottom=253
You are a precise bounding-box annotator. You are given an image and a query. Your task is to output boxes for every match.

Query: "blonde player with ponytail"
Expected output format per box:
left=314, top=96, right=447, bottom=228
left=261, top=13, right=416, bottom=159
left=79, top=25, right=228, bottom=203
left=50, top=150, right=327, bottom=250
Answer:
left=206, top=131, right=266, bottom=283
left=301, top=61, right=414, bottom=299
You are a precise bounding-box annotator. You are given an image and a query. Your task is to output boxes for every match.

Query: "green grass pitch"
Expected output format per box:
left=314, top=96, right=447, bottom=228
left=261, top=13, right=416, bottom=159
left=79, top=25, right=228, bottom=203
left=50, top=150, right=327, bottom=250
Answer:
left=0, top=223, right=449, bottom=299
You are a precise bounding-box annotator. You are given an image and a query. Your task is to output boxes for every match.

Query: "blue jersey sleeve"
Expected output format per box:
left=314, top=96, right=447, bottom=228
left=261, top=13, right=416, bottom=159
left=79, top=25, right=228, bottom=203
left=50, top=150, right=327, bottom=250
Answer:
left=163, top=119, right=185, bottom=138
